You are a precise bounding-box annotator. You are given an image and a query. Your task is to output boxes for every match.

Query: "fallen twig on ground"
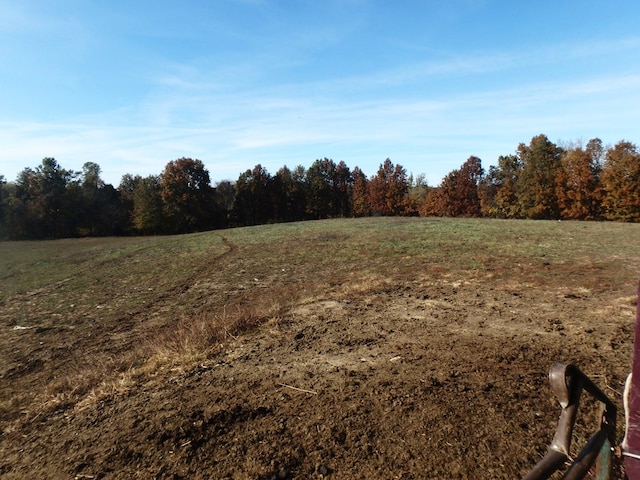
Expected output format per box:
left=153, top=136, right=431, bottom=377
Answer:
left=277, top=383, right=318, bottom=395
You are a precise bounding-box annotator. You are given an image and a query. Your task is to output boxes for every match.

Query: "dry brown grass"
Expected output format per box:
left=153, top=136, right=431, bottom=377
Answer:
left=147, top=306, right=266, bottom=367
left=36, top=299, right=291, bottom=415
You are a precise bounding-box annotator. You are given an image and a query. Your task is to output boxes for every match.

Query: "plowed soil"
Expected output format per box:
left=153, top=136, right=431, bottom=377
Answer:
left=1, top=218, right=638, bottom=479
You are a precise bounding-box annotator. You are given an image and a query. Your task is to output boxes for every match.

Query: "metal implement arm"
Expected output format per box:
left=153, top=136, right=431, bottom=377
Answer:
left=522, top=363, right=617, bottom=480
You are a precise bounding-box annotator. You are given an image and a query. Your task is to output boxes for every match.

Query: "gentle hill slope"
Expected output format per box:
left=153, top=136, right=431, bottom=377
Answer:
left=1, top=217, right=639, bottom=478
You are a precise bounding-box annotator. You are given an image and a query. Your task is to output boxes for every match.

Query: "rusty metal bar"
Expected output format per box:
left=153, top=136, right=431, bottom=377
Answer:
left=521, top=363, right=617, bottom=480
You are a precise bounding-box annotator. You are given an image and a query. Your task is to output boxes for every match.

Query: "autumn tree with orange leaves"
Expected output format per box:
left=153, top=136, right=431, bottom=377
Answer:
left=424, top=156, right=483, bottom=217
left=600, top=140, right=640, bottom=221
left=555, top=138, right=604, bottom=220
left=368, top=159, right=409, bottom=216
left=351, top=167, right=370, bottom=217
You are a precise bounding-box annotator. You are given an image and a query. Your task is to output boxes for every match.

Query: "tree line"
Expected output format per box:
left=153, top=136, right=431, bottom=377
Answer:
left=1, top=134, right=639, bottom=240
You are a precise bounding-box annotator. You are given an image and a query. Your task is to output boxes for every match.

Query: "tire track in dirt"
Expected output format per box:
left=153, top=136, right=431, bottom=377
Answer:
left=0, top=234, right=238, bottom=429
left=50, top=233, right=241, bottom=365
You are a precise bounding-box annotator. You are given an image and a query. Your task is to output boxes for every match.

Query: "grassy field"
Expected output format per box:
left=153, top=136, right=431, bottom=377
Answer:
left=2, top=217, right=637, bottom=304
left=1, top=217, right=639, bottom=478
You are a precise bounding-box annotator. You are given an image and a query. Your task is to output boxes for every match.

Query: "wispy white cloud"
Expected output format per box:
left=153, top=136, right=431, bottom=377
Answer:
left=2, top=61, right=638, bottom=187
left=1, top=8, right=639, bottom=188
left=315, top=35, right=640, bottom=94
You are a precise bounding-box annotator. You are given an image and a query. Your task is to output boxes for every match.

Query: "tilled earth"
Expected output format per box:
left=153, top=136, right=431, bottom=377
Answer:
left=0, top=224, right=638, bottom=479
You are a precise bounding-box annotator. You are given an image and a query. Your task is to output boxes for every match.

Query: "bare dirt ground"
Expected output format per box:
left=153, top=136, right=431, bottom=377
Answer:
left=0, top=219, right=638, bottom=479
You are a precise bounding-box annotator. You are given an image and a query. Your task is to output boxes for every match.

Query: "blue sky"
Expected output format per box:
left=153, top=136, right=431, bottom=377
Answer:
left=1, top=0, right=639, bottom=186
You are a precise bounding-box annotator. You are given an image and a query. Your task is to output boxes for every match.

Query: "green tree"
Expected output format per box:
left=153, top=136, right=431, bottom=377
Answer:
left=0, top=180, right=27, bottom=239
left=600, top=140, right=640, bottom=221
left=479, top=155, right=522, bottom=218
left=233, top=164, right=274, bottom=226
left=213, top=180, right=235, bottom=226
left=14, top=158, right=79, bottom=238
left=517, top=135, right=564, bottom=219
left=333, top=161, right=353, bottom=217
left=0, top=175, right=5, bottom=230
left=118, top=174, right=138, bottom=234
left=1, top=176, right=24, bottom=238
left=305, top=158, right=337, bottom=219
left=132, top=175, right=163, bottom=234
left=0, top=175, right=8, bottom=238
left=74, top=162, right=124, bottom=236
left=82, top=162, right=104, bottom=189
left=160, top=158, right=216, bottom=233
left=273, top=165, right=307, bottom=222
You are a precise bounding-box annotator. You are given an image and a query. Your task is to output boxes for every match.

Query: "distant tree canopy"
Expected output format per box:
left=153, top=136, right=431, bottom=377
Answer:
left=424, top=156, right=483, bottom=217
left=1, top=134, right=640, bottom=239
left=2, top=158, right=123, bottom=239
